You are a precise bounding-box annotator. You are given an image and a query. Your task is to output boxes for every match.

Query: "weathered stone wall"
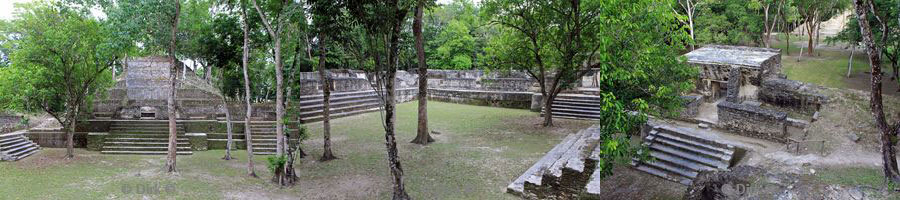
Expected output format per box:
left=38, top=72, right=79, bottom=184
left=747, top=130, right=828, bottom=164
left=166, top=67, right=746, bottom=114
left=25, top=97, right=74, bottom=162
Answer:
left=92, top=57, right=224, bottom=120
left=26, top=131, right=88, bottom=148
left=424, top=70, right=535, bottom=108
left=428, top=88, right=533, bottom=109
left=687, top=45, right=782, bottom=102
left=717, top=101, right=788, bottom=143
left=296, top=70, right=372, bottom=95
left=680, top=95, right=702, bottom=118
left=758, top=78, right=828, bottom=111
left=0, top=115, right=23, bottom=133
left=426, top=69, right=533, bottom=92
left=725, top=68, right=742, bottom=103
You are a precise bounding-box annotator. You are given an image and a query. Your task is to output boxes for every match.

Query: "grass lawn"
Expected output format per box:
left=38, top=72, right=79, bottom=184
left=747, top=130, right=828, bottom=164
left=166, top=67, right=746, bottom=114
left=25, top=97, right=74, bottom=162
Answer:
left=0, top=101, right=594, bottom=200
left=770, top=34, right=875, bottom=89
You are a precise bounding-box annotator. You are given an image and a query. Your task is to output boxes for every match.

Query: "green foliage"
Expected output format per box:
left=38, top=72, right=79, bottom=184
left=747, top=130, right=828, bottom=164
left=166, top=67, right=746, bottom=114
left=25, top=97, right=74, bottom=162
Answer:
left=829, top=0, right=899, bottom=71
left=482, top=0, right=697, bottom=177
left=295, top=124, right=309, bottom=142
left=0, top=1, right=121, bottom=123
left=693, top=0, right=766, bottom=45
left=266, top=155, right=288, bottom=173
left=19, top=117, right=29, bottom=127
left=426, top=0, right=483, bottom=69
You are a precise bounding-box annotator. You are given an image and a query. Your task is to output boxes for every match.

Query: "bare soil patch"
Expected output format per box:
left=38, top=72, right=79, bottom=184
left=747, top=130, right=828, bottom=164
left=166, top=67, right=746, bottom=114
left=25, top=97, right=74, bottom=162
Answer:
left=589, top=166, right=686, bottom=200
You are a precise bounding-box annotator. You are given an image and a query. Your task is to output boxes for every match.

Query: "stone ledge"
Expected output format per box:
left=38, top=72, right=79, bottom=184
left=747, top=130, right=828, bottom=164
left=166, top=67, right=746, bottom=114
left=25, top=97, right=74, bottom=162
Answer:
left=86, top=132, right=108, bottom=151
left=186, top=133, right=208, bottom=151
left=717, top=101, right=788, bottom=143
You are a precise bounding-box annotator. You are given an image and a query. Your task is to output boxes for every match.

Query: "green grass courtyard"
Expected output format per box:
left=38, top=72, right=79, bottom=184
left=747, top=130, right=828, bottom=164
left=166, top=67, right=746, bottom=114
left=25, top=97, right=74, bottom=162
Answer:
left=0, top=101, right=594, bottom=200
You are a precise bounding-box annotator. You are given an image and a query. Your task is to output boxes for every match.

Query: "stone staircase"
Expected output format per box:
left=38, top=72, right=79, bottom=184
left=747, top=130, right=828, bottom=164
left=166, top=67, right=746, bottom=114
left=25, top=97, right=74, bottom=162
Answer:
left=0, top=131, right=40, bottom=161
left=632, top=125, right=736, bottom=185
left=247, top=121, right=277, bottom=155
left=541, top=94, right=603, bottom=120
left=507, top=125, right=607, bottom=199
left=102, top=120, right=193, bottom=155
left=297, top=90, right=383, bottom=123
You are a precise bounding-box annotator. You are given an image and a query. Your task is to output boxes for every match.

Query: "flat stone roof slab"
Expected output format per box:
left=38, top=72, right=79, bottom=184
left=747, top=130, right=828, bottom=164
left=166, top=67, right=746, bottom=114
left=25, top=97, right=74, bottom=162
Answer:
left=685, top=45, right=780, bottom=68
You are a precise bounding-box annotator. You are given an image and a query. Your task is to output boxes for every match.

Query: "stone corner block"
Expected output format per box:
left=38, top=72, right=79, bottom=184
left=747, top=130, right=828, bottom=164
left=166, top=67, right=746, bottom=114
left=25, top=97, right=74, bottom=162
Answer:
left=186, top=133, right=208, bottom=151
left=86, top=132, right=109, bottom=151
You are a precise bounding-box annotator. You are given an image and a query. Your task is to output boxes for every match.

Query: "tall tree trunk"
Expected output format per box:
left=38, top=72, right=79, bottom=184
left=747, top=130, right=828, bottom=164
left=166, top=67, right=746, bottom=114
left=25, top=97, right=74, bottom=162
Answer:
left=412, top=0, right=433, bottom=145
left=854, top=0, right=900, bottom=183
left=687, top=0, right=695, bottom=50
left=221, top=69, right=234, bottom=160
left=785, top=20, right=791, bottom=55
left=542, top=92, right=554, bottom=127
left=251, top=0, right=285, bottom=156
left=806, top=11, right=818, bottom=55
left=205, top=63, right=213, bottom=82
left=385, top=2, right=410, bottom=198
left=65, top=107, right=77, bottom=159
left=274, top=37, right=285, bottom=156
left=318, top=35, right=337, bottom=161
left=764, top=3, right=771, bottom=47
left=240, top=4, right=257, bottom=178
left=165, top=0, right=182, bottom=173
left=251, top=0, right=295, bottom=185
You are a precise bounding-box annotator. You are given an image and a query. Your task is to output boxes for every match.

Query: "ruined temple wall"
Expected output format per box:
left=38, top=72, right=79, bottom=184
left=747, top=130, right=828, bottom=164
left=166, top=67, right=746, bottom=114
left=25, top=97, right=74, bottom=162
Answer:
left=425, top=70, right=534, bottom=108
left=717, top=101, right=789, bottom=143
left=680, top=95, right=703, bottom=118
left=428, top=89, right=533, bottom=109
left=91, top=57, right=224, bottom=120
left=758, top=78, right=828, bottom=111
left=290, top=69, right=537, bottom=109
left=0, top=115, right=23, bottom=133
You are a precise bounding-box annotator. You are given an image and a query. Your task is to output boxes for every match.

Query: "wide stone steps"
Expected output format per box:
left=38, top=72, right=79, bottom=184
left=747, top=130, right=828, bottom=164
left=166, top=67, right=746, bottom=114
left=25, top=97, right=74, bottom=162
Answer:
left=298, top=102, right=382, bottom=119
left=298, top=98, right=381, bottom=112
left=241, top=122, right=279, bottom=155
left=297, top=90, right=384, bottom=123
left=102, top=151, right=194, bottom=155
left=298, top=90, right=378, bottom=102
left=101, top=121, right=193, bottom=155
left=301, top=107, right=382, bottom=123
left=507, top=125, right=606, bottom=199
left=631, top=125, right=736, bottom=186
left=540, top=95, right=604, bottom=120
left=0, top=132, right=40, bottom=161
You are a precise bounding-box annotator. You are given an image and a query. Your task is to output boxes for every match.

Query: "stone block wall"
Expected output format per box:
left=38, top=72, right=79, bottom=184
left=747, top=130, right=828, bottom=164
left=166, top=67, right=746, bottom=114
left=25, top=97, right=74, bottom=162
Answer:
left=91, top=57, right=224, bottom=120
left=0, top=115, right=23, bottom=133
left=428, top=88, right=533, bottom=109
left=26, top=131, right=88, bottom=148
left=680, top=95, right=702, bottom=118
left=717, top=101, right=788, bottom=143
left=426, top=70, right=533, bottom=92
left=758, top=78, right=828, bottom=111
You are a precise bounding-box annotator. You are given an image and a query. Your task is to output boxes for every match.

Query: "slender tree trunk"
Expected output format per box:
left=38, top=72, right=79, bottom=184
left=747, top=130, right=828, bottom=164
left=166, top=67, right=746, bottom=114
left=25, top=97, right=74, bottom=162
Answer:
left=687, top=2, right=695, bottom=50
left=165, top=0, right=182, bottom=173
left=764, top=3, right=771, bottom=47
left=251, top=0, right=285, bottom=156
left=241, top=4, right=257, bottom=177
left=386, top=2, right=410, bottom=198
left=542, top=92, right=554, bottom=127
left=205, top=63, right=213, bottom=82
left=318, top=35, right=337, bottom=161
left=854, top=0, right=900, bottom=183
left=806, top=11, right=817, bottom=55
left=412, top=0, right=433, bottom=145
left=274, top=38, right=285, bottom=156
left=221, top=69, right=234, bottom=160
left=65, top=108, right=76, bottom=159
left=815, top=21, right=822, bottom=55
left=785, top=22, right=792, bottom=55
left=849, top=45, right=855, bottom=78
